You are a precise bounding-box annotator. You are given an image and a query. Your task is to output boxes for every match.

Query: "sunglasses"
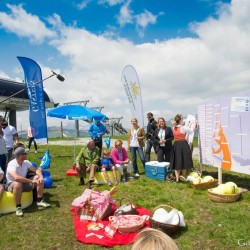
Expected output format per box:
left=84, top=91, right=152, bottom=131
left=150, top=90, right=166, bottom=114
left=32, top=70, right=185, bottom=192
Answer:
left=21, top=153, right=27, bottom=155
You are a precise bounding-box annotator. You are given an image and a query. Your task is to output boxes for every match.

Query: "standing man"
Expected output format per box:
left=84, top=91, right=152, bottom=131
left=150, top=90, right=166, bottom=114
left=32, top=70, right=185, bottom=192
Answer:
left=144, top=112, right=158, bottom=162
left=1, top=120, right=19, bottom=162
left=75, top=139, right=100, bottom=188
left=6, top=147, right=50, bottom=216
left=88, top=119, right=108, bottom=156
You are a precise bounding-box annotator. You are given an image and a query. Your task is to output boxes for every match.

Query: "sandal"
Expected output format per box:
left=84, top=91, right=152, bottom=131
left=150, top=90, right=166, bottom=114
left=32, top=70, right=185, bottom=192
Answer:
left=166, top=173, right=175, bottom=182
left=114, top=179, right=118, bottom=185
left=180, top=176, right=187, bottom=182
left=107, top=180, right=112, bottom=186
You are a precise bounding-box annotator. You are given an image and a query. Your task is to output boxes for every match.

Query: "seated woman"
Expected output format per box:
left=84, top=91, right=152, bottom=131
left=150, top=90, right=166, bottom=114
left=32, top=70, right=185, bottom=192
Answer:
left=100, top=149, right=118, bottom=186
left=110, top=139, right=132, bottom=182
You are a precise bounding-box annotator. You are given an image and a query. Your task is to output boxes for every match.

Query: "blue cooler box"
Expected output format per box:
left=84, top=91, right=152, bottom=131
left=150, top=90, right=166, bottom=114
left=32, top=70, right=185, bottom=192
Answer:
left=145, top=161, right=171, bottom=181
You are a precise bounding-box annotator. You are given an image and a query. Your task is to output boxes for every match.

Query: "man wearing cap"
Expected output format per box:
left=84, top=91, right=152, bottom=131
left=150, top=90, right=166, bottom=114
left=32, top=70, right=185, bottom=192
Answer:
left=6, top=147, right=50, bottom=216
left=1, top=120, right=19, bottom=162
left=75, top=139, right=99, bottom=188
left=88, top=120, right=108, bottom=156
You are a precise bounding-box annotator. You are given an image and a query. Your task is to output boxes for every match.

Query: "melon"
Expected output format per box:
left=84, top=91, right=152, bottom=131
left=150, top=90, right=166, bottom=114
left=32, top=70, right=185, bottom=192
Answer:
left=189, top=172, right=200, bottom=178
left=213, top=184, right=226, bottom=194
left=225, top=182, right=239, bottom=194
left=202, top=176, right=214, bottom=183
left=192, top=177, right=202, bottom=185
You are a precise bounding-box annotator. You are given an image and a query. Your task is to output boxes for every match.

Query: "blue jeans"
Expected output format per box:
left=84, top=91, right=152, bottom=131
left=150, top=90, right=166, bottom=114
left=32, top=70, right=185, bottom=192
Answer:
left=130, top=147, right=145, bottom=174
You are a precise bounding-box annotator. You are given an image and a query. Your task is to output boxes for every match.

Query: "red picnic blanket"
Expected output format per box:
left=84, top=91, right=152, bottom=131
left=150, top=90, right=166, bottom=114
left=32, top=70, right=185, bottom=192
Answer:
left=71, top=206, right=152, bottom=247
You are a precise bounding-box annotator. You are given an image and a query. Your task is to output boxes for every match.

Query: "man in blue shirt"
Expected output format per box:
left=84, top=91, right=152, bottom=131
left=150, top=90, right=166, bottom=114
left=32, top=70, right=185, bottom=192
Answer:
left=88, top=120, right=108, bottom=156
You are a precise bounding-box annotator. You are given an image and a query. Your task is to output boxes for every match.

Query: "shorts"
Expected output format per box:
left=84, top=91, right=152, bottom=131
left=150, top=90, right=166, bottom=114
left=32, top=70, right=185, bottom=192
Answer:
left=7, top=176, right=35, bottom=192
left=101, top=165, right=112, bottom=171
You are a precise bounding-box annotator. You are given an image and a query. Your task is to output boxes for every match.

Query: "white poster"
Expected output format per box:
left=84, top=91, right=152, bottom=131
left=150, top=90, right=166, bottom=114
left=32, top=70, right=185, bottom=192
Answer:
left=198, top=91, right=250, bottom=175
left=121, top=65, right=144, bottom=127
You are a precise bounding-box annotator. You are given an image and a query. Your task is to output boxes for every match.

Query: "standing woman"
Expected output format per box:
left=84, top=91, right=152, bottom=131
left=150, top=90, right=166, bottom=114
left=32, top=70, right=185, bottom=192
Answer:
left=154, top=117, right=174, bottom=162
left=128, top=118, right=145, bottom=178
left=170, top=114, right=193, bottom=182
left=27, top=126, right=38, bottom=153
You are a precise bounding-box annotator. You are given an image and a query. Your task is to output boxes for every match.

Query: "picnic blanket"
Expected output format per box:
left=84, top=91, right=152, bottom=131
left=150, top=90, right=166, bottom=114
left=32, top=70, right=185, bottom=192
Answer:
left=71, top=206, right=152, bottom=247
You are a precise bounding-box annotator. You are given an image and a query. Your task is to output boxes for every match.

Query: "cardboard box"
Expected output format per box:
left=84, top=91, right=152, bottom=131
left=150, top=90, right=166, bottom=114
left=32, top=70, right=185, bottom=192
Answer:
left=145, top=161, right=171, bottom=181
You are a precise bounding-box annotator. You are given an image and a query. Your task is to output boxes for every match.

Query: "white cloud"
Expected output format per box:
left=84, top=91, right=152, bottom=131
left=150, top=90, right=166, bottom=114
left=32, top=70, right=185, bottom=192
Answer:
left=135, top=9, right=158, bottom=38
left=98, top=0, right=124, bottom=6
left=3, top=0, right=250, bottom=131
left=116, top=0, right=133, bottom=26
left=0, top=71, right=10, bottom=79
left=136, top=10, right=157, bottom=29
left=0, top=4, right=56, bottom=43
left=76, top=0, right=93, bottom=10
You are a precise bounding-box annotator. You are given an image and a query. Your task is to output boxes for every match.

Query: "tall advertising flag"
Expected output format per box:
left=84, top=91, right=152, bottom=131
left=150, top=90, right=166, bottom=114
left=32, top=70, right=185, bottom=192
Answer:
left=121, top=65, right=144, bottom=127
left=17, top=57, right=48, bottom=144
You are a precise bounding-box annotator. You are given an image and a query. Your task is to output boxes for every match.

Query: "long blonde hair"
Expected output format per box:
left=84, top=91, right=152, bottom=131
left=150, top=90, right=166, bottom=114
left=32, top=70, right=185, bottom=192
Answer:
left=131, top=228, right=179, bottom=250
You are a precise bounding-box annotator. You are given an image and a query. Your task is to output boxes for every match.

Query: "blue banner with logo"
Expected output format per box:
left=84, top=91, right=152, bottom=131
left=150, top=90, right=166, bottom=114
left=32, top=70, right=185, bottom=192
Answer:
left=17, top=56, right=48, bottom=144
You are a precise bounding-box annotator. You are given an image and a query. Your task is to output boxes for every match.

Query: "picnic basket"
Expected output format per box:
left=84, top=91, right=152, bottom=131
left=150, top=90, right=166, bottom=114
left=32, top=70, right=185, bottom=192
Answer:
left=149, top=205, right=180, bottom=235
left=117, top=197, right=138, bottom=215
left=73, top=187, right=116, bottom=220
left=208, top=188, right=242, bottom=203
left=109, top=215, right=146, bottom=234
left=190, top=179, right=218, bottom=190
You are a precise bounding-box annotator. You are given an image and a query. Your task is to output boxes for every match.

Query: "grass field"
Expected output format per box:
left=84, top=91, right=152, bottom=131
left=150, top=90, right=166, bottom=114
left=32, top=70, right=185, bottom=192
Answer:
left=0, top=141, right=249, bottom=250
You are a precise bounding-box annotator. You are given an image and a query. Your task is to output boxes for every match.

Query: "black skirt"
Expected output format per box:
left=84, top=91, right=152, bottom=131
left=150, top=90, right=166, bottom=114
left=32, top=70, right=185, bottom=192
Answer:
left=170, top=140, right=193, bottom=170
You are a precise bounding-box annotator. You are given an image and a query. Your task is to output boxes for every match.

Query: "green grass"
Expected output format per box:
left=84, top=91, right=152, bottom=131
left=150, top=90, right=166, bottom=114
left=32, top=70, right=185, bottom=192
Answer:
left=0, top=142, right=249, bottom=250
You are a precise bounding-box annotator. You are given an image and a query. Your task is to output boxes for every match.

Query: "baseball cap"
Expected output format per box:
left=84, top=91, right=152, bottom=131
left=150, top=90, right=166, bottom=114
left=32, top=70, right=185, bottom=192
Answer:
left=14, top=147, right=29, bottom=158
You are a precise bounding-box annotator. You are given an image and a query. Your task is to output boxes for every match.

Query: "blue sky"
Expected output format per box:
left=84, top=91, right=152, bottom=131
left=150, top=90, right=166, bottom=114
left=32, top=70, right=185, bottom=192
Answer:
left=1, top=0, right=250, bottom=131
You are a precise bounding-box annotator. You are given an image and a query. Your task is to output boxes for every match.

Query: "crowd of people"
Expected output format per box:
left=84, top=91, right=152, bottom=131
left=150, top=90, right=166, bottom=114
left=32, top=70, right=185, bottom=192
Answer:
left=0, top=113, right=195, bottom=250
left=74, top=112, right=196, bottom=188
left=0, top=115, right=50, bottom=217
left=0, top=112, right=196, bottom=219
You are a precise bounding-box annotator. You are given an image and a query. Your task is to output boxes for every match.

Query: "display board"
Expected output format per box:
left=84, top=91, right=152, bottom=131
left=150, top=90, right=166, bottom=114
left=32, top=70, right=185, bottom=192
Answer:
left=198, top=91, right=250, bottom=175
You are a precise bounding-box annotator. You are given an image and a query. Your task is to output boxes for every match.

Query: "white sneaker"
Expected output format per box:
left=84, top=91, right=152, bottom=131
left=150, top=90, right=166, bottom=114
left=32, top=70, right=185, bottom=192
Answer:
left=134, top=173, right=140, bottom=178
left=37, top=199, right=51, bottom=208
left=35, top=150, right=37, bottom=153
left=16, top=207, right=23, bottom=216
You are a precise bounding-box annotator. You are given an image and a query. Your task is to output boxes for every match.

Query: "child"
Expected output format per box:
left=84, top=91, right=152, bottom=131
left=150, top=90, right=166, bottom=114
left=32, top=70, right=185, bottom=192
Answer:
left=100, top=149, right=118, bottom=186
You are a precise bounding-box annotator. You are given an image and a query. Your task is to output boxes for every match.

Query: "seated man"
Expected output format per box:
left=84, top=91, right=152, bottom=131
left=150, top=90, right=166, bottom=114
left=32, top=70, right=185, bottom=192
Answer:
left=75, top=139, right=100, bottom=188
left=6, top=147, right=50, bottom=216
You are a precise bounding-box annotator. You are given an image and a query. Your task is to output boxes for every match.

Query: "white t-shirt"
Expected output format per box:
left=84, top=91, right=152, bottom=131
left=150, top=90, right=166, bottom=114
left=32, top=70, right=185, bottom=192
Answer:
left=130, top=129, right=139, bottom=147
left=6, top=159, right=32, bottom=184
left=3, top=125, right=17, bottom=149
left=158, top=129, right=166, bottom=147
